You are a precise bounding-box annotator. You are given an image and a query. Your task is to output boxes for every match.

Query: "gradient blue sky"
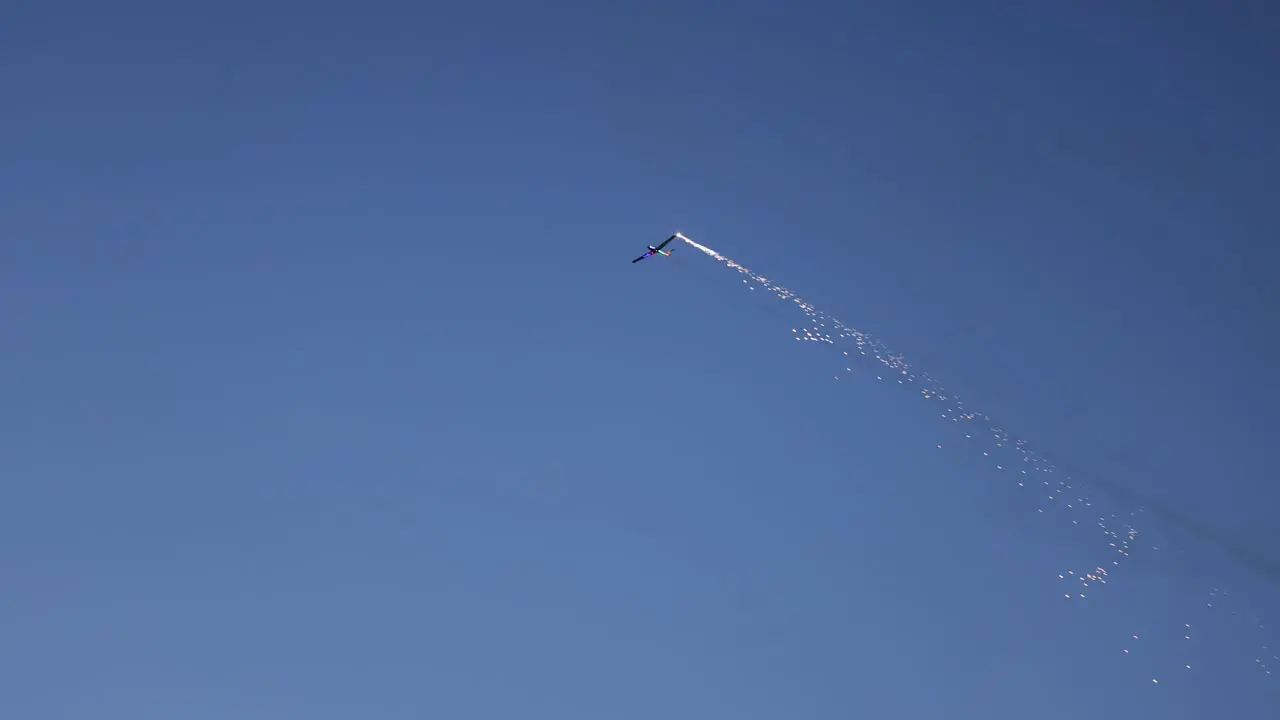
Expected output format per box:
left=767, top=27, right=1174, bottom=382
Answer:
left=4, top=1, right=1278, bottom=717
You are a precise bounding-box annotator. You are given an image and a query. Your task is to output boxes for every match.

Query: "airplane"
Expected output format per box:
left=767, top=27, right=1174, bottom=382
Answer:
left=632, top=234, right=678, bottom=263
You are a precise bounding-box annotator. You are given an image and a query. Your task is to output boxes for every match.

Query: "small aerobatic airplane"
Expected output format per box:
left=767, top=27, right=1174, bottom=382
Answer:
left=632, top=234, right=678, bottom=263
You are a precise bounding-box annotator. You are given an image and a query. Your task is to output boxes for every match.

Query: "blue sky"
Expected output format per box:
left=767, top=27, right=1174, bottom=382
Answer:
left=4, top=1, right=1278, bottom=717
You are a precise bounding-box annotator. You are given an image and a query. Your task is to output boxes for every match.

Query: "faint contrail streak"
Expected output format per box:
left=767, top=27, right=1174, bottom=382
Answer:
left=675, top=231, right=1280, bottom=586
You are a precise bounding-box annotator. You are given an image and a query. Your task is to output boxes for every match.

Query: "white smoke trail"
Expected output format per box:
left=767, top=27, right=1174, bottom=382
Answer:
left=674, top=231, right=1278, bottom=691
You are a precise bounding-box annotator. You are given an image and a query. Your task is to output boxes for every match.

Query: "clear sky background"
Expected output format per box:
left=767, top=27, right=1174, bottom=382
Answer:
left=4, top=1, right=1278, bottom=718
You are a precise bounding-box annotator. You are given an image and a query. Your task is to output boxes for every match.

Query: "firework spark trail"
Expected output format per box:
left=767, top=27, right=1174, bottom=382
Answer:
left=676, top=232, right=1277, bottom=689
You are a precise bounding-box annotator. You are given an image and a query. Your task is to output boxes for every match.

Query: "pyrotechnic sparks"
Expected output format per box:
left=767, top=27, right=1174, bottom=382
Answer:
left=675, top=232, right=1277, bottom=694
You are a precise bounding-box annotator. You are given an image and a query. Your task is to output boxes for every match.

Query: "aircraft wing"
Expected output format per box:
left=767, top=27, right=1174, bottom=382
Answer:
left=631, top=253, right=649, bottom=263
left=654, top=234, right=678, bottom=252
